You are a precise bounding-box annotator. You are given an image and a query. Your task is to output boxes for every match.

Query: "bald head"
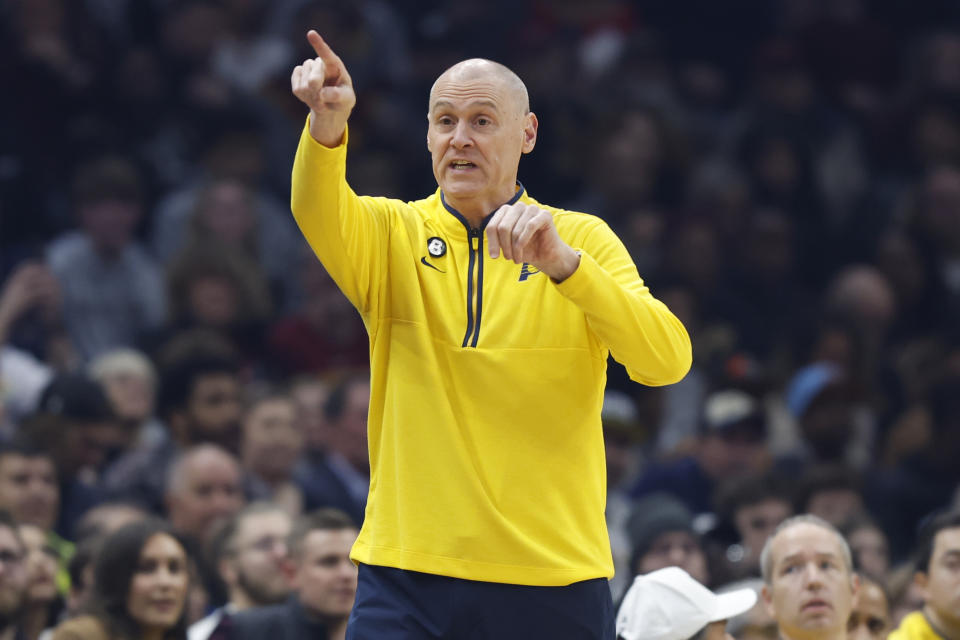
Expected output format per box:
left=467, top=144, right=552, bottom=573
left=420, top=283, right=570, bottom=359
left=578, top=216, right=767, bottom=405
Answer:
left=166, top=444, right=244, bottom=541
left=430, top=59, right=529, bottom=117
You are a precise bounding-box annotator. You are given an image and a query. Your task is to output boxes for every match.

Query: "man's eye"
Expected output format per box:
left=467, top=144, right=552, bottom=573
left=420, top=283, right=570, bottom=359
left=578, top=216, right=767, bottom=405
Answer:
left=476, top=118, right=490, bottom=126
left=868, top=620, right=886, bottom=634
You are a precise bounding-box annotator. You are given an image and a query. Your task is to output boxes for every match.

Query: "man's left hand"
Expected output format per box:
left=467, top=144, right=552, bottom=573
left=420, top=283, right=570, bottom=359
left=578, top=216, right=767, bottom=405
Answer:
left=486, top=203, right=580, bottom=282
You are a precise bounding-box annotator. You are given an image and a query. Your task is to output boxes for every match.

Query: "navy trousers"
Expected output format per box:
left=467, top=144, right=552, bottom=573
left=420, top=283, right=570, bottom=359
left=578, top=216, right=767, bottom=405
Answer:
left=345, top=564, right=615, bottom=639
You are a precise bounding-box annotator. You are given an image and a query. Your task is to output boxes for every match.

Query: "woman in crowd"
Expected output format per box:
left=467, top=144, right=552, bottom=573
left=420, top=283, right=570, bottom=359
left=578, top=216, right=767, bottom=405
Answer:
left=51, top=519, right=190, bottom=640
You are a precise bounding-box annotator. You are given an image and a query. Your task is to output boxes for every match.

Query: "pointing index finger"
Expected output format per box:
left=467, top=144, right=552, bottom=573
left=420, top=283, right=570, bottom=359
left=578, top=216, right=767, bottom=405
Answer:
left=307, top=30, right=339, bottom=65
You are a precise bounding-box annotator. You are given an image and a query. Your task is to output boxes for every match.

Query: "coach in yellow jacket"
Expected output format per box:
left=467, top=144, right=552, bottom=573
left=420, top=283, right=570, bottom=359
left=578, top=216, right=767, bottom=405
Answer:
left=289, top=30, right=692, bottom=639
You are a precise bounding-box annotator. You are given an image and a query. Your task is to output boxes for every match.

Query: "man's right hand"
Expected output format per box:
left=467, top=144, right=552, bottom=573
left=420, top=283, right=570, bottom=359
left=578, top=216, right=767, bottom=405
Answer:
left=291, top=30, right=356, bottom=148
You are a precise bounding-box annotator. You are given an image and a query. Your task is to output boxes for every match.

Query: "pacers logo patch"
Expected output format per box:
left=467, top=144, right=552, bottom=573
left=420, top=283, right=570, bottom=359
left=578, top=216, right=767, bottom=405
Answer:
left=427, top=237, right=446, bottom=257
left=518, top=263, right=541, bottom=282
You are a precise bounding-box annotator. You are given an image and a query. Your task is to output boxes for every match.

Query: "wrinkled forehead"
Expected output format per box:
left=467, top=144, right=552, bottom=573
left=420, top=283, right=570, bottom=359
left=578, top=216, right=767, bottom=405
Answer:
left=772, top=526, right=846, bottom=566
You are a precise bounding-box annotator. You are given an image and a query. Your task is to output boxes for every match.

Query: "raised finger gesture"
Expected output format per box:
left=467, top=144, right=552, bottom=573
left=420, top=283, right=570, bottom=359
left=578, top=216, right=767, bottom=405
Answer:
left=486, top=203, right=581, bottom=282
left=291, top=30, right=356, bottom=146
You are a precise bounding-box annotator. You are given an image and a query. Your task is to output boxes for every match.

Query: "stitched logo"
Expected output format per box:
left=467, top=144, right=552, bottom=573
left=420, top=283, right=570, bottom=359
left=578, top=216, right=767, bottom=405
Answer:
left=420, top=256, right=445, bottom=273
left=427, top=237, right=446, bottom=257
left=518, top=263, right=540, bottom=282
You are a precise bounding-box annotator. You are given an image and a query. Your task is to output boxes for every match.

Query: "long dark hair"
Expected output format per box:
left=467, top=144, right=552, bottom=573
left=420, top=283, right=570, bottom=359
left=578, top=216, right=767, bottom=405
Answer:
left=87, top=518, right=190, bottom=640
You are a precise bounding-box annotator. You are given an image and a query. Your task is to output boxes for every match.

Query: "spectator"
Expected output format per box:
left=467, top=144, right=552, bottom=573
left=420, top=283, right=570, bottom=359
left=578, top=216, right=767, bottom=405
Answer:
left=161, top=246, right=273, bottom=364
left=713, top=472, right=794, bottom=581
left=796, top=465, right=867, bottom=527
left=631, top=389, right=769, bottom=514
left=240, top=391, right=303, bottom=516
left=627, top=493, right=710, bottom=587
left=840, top=516, right=891, bottom=583
left=0, top=443, right=59, bottom=535
left=51, top=519, right=190, bottom=640
left=889, top=510, right=960, bottom=640
left=46, top=157, right=166, bottom=360
left=847, top=575, right=890, bottom=640
left=19, top=524, right=62, bottom=640
left=24, top=374, right=124, bottom=539
left=760, top=515, right=859, bottom=640
left=102, top=342, right=243, bottom=513
left=616, top=567, right=757, bottom=640
left=266, top=257, right=368, bottom=377
left=164, top=445, right=245, bottom=547
left=188, top=503, right=293, bottom=640
left=229, top=509, right=358, bottom=640
left=88, top=349, right=164, bottom=455
left=293, top=375, right=369, bottom=526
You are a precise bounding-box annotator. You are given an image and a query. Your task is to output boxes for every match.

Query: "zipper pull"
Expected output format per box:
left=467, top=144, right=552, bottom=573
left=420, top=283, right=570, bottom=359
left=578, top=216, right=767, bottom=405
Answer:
left=470, top=229, right=480, bottom=251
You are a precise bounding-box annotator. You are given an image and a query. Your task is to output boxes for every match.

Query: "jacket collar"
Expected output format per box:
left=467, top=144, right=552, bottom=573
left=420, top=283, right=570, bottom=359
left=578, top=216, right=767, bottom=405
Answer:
left=433, top=182, right=527, bottom=237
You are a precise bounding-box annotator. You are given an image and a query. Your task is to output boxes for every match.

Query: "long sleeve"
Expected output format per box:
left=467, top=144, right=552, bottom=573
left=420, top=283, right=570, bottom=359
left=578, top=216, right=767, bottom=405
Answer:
left=555, top=219, right=692, bottom=386
left=290, top=119, right=390, bottom=316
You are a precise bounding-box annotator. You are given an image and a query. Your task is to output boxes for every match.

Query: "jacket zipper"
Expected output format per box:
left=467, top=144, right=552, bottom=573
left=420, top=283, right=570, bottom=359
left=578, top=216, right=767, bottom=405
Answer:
left=461, top=228, right=484, bottom=347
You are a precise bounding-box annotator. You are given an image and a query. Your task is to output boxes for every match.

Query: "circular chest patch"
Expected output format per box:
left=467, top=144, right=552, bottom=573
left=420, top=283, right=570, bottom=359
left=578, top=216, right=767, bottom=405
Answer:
left=427, top=237, right=447, bottom=257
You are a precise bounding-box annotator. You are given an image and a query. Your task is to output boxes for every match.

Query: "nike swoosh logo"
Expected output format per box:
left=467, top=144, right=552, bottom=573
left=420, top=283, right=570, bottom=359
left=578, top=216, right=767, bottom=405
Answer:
left=421, top=257, right=445, bottom=273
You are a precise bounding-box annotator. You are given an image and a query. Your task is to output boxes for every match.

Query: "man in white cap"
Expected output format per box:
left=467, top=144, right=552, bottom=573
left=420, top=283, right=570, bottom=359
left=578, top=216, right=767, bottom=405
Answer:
left=616, top=567, right=756, bottom=640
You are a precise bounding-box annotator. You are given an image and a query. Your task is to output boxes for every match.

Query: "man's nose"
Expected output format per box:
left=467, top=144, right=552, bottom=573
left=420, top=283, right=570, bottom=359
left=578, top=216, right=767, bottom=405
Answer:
left=451, top=121, right=472, bottom=148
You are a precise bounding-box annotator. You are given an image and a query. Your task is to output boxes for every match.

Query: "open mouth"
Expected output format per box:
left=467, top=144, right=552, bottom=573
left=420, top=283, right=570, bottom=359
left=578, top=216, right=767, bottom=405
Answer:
left=802, top=599, right=831, bottom=612
left=449, top=160, right=476, bottom=170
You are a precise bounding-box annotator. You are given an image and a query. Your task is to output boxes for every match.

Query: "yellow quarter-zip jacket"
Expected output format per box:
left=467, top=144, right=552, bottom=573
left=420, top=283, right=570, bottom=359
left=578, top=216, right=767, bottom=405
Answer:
left=291, top=121, right=692, bottom=586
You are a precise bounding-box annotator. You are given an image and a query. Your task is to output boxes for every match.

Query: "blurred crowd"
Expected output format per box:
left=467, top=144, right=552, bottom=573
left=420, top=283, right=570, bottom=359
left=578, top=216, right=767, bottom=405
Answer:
left=3, top=0, right=960, bottom=638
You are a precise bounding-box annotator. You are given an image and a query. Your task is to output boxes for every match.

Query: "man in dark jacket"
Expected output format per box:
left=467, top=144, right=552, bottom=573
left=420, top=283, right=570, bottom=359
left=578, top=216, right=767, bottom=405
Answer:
left=228, top=509, right=358, bottom=640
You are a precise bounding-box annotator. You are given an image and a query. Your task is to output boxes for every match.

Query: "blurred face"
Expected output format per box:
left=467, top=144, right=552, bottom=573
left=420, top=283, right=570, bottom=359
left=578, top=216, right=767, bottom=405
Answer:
left=241, top=398, right=302, bottom=482
left=188, top=276, right=239, bottom=327
left=762, top=523, right=857, bottom=640
left=847, top=581, right=890, bottom=640
left=79, top=200, right=140, bottom=254
left=0, top=527, right=26, bottom=626
left=918, top=526, right=960, bottom=629
left=227, top=510, right=292, bottom=607
left=848, top=526, right=889, bottom=581
left=736, top=499, right=792, bottom=564
left=185, top=374, right=242, bottom=450
left=0, top=455, right=59, bottom=531
left=292, top=381, right=329, bottom=452
left=427, top=69, right=536, bottom=216
left=169, top=453, right=244, bottom=541
left=806, top=489, right=864, bottom=527
left=637, top=531, right=709, bottom=586
left=101, top=370, right=155, bottom=423
left=127, top=534, right=189, bottom=633
left=293, top=528, right=358, bottom=619
left=19, top=525, right=58, bottom=604
left=700, top=431, right=766, bottom=480
left=330, top=383, right=370, bottom=473
left=198, top=182, right=255, bottom=246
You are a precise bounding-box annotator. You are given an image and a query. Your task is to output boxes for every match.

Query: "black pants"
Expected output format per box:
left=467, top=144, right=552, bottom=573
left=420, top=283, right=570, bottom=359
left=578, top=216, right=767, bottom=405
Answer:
left=346, top=564, right=615, bottom=639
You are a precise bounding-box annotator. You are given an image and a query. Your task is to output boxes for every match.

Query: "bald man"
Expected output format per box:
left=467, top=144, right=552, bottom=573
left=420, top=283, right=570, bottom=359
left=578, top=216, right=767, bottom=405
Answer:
left=760, top=515, right=860, bottom=640
left=165, top=444, right=245, bottom=544
left=290, top=31, right=691, bottom=638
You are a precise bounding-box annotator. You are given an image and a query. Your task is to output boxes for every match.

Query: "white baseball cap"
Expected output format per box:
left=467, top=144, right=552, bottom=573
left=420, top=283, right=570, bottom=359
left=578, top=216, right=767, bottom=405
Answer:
left=616, top=567, right=758, bottom=640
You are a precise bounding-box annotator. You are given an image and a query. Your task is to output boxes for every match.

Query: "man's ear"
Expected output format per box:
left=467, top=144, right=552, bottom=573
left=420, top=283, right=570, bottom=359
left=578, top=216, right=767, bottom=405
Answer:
left=761, top=583, right=776, bottom=618
left=914, top=571, right=929, bottom=601
left=218, top=557, right=237, bottom=589
left=850, top=571, right=861, bottom=597
left=521, top=112, right=538, bottom=154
